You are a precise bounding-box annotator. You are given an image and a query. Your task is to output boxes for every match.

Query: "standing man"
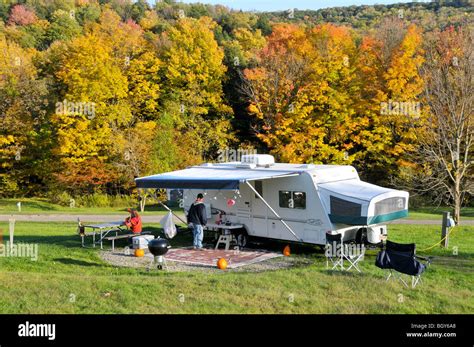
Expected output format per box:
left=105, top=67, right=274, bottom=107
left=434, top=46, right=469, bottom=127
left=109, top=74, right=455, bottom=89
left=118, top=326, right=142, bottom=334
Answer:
left=187, top=193, right=207, bottom=250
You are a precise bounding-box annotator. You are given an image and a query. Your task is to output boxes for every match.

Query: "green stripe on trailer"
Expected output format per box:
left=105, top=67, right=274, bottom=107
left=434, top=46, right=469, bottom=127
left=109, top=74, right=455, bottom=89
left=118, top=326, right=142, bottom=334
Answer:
left=368, top=210, right=408, bottom=224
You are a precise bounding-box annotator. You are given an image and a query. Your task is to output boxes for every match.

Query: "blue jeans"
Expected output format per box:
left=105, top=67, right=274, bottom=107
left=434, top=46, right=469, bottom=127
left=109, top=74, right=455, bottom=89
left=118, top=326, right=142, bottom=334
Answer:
left=192, top=224, right=204, bottom=248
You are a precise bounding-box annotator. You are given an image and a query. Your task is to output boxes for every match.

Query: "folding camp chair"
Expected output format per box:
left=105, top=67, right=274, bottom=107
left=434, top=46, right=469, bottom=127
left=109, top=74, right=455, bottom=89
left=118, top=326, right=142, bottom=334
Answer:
left=375, top=240, right=431, bottom=288
left=326, top=233, right=365, bottom=272
left=326, top=233, right=344, bottom=270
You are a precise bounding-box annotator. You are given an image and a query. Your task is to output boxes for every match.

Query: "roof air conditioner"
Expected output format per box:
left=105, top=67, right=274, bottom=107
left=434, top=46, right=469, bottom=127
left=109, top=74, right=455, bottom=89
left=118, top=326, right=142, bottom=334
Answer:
left=241, top=154, right=275, bottom=167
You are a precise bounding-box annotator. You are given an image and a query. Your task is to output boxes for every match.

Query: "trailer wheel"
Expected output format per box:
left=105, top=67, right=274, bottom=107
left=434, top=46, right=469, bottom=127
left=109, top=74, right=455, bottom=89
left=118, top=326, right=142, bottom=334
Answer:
left=236, top=230, right=248, bottom=248
left=356, top=228, right=368, bottom=245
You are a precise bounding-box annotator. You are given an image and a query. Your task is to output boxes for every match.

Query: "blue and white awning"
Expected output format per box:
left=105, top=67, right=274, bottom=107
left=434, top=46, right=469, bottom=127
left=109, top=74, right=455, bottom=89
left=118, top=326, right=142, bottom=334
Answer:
left=135, top=166, right=299, bottom=190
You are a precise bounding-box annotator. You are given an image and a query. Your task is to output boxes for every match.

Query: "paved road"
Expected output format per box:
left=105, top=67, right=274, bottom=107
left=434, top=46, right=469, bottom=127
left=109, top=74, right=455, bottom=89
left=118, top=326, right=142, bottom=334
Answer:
left=1, top=214, right=473, bottom=225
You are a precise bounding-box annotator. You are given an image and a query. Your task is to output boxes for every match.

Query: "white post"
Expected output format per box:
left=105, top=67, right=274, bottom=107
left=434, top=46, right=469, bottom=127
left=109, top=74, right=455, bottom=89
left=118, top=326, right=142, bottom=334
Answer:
left=17, top=202, right=21, bottom=212
left=245, top=181, right=301, bottom=241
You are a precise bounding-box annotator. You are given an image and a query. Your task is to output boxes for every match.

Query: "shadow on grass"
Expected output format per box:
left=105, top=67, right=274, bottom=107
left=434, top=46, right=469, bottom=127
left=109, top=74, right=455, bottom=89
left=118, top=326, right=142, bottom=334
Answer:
left=52, top=258, right=104, bottom=267
left=0, top=199, right=60, bottom=212
left=9, top=226, right=164, bottom=245
left=431, top=256, right=474, bottom=273
left=143, top=203, right=183, bottom=212
left=324, top=269, right=368, bottom=278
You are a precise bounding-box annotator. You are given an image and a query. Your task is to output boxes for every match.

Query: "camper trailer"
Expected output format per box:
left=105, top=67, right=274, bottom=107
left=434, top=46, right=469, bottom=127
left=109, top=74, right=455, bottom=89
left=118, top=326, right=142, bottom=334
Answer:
left=135, top=154, right=409, bottom=247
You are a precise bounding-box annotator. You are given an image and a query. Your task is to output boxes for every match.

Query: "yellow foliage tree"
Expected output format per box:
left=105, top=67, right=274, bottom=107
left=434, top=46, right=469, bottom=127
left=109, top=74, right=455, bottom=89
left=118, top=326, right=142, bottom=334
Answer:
left=162, top=17, right=234, bottom=159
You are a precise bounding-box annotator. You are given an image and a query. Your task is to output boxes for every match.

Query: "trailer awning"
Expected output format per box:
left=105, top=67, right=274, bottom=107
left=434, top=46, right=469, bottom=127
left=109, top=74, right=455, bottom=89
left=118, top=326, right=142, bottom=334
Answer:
left=135, top=167, right=299, bottom=190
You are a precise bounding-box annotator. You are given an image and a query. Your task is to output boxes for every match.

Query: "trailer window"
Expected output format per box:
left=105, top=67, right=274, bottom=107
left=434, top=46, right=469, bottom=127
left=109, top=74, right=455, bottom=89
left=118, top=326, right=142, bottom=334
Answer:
left=279, top=191, right=292, bottom=208
left=254, top=180, right=263, bottom=199
left=330, top=196, right=361, bottom=216
left=279, top=191, right=306, bottom=209
left=293, top=191, right=306, bottom=209
left=374, top=197, right=406, bottom=215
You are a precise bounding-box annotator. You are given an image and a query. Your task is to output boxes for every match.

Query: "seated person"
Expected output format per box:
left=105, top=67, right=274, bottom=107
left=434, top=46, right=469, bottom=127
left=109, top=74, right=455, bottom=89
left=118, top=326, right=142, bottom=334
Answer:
left=125, top=208, right=142, bottom=234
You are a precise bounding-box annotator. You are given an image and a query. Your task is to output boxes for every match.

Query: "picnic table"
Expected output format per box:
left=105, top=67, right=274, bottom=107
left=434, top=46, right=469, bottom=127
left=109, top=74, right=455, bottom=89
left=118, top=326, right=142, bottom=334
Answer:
left=79, top=221, right=127, bottom=249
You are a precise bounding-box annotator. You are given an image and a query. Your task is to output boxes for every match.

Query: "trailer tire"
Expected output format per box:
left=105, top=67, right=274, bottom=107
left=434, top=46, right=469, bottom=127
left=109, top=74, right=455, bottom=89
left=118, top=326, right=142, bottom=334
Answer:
left=356, top=228, right=368, bottom=245
left=235, top=230, right=248, bottom=248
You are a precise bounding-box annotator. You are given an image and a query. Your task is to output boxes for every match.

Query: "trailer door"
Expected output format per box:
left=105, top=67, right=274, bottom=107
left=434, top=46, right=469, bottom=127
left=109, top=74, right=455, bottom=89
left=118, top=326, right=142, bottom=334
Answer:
left=251, top=180, right=269, bottom=237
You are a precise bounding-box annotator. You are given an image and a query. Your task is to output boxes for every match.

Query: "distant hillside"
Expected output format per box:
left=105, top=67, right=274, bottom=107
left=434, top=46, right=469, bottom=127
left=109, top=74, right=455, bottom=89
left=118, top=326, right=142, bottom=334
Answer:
left=263, top=1, right=473, bottom=31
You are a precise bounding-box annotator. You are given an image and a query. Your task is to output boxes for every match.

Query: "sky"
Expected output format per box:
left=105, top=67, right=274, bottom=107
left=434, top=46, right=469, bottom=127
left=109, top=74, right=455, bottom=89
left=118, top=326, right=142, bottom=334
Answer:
left=179, top=0, right=432, bottom=12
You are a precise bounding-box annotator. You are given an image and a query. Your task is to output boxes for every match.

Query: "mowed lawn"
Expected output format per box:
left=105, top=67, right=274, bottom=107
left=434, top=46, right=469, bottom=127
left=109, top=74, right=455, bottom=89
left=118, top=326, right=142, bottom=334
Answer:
left=0, top=221, right=472, bottom=314
left=0, top=198, right=177, bottom=215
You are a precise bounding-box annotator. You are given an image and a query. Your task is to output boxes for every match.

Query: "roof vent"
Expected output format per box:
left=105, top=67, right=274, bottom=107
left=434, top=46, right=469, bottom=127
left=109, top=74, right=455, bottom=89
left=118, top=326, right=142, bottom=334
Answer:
left=300, top=164, right=315, bottom=169
left=236, top=163, right=256, bottom=169
left=241, top=154, right=275, bottom=167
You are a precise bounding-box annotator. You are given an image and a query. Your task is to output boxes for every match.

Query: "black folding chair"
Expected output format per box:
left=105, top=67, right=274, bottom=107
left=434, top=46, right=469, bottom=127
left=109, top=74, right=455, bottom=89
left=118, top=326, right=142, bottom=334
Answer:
left=326, top=233, right=365, bottom=272
left=375, top=240, right=431, bottom=288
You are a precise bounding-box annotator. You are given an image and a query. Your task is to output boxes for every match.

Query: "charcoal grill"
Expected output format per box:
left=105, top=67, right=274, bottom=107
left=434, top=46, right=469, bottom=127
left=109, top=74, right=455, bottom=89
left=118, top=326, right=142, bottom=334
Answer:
left=148, top=238, right=170, bottom=270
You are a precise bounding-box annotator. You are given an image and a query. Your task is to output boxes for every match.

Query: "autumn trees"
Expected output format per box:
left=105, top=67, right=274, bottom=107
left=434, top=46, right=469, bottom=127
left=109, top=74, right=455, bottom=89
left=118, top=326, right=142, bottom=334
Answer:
left=354, top=20, right=424, bottom=181
left=408, top=27, right=473, bottom=223
left=0, top=33, right=50, bottom=195
left=1, top=5, right=235, bottom=196
left=0, top=0, right=472, bottom=216
left=241, top=19, right=471, bottom=218
left=242, top=21, right=425, bottom=183
left=48, top=13, right=234, bottom=194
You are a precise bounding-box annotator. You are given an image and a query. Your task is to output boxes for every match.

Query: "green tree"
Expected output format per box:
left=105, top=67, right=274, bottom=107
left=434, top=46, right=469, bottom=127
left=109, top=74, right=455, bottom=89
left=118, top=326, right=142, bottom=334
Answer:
left=46, top=9, right=82, bottom=44
left=0, top=33, right=50, bottom=196
left=161, top=17, right=234, bottom=160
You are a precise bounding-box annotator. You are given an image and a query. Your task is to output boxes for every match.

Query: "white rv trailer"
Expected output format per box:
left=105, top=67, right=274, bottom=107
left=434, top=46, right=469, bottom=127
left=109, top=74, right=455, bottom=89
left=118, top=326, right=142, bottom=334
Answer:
left=135, top=154, right=409, bottom=246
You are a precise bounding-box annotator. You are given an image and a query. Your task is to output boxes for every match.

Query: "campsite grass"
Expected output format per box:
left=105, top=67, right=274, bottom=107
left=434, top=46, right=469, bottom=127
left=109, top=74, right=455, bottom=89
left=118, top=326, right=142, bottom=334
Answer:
left=0, top=221, right=472, bottom=314
left=0, top=198, right=178, bottom=215
left=407, top=206, right=474, bottom=220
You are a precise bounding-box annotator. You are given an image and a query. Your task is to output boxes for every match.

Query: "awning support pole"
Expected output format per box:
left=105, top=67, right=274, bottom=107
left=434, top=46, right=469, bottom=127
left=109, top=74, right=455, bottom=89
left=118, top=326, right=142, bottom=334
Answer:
left=158, top=201, right=187, bottom=225
left=245, top=181, right=301, bottom=242
left=139, top=188, right=147, bottom=212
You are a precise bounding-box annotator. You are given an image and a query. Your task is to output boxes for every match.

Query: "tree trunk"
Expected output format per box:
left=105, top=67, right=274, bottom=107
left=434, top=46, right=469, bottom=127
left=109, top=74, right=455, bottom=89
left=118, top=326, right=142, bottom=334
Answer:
left=453, top=179, right=461, bottom=225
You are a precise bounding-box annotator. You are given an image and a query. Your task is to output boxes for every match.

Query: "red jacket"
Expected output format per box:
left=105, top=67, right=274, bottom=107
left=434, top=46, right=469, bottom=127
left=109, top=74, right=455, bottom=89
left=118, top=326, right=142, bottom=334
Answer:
left=125, top=213, right=142, bottom=233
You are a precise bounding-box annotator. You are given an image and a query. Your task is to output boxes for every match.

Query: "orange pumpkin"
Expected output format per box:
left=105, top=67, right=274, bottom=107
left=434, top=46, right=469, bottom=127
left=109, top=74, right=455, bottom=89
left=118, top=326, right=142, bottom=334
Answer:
left=217, top=258, right=228, bottom=270
left=283, top=245, right=291, bottom=257
left=135, top=248, right=145, bottom=257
